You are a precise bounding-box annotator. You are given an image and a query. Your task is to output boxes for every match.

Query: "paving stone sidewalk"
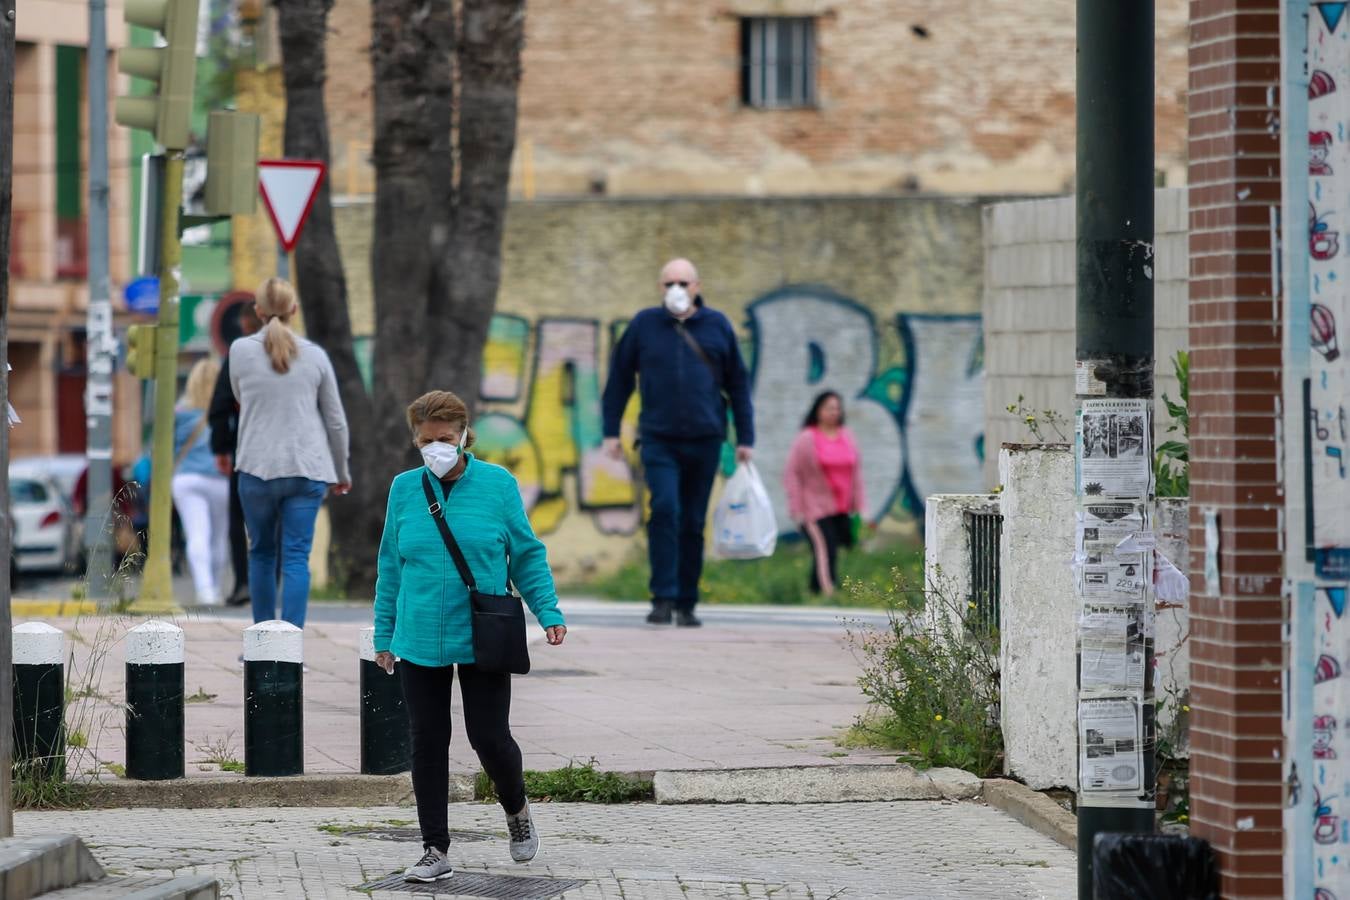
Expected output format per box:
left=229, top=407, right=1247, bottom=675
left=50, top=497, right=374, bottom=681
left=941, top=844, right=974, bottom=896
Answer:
left=38, top=600, right=895, bottom=777
left=18, top=801, right=1076, bottom=899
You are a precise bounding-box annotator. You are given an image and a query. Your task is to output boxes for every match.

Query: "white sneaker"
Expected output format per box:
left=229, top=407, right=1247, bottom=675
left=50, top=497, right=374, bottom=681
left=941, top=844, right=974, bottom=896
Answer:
left=506, top=802, right=539, bottom=862
left=404, top=846, right=454, bottom=882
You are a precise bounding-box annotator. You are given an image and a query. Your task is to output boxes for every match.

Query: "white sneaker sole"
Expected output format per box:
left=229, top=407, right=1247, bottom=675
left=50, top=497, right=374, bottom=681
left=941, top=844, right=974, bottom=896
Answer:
left=404, top=870, right=454, bottom=883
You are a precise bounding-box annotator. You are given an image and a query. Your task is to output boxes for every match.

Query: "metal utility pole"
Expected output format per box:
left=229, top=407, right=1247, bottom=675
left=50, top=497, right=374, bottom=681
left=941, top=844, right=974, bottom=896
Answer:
left=1074, top=1, right=1156, bottom=896
left=84, top=0, right=116, bottom=599
left=0, top=0, right=17, bottom=838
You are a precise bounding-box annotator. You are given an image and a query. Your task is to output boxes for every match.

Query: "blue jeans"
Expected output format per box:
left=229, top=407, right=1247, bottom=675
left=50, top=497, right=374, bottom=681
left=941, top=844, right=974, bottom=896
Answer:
left=237, top=473, right=326, bottom=628
left=640, top=437, right=723, bottom=611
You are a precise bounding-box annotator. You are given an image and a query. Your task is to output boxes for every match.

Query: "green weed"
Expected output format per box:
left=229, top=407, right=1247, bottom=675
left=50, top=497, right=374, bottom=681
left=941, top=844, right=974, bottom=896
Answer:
left=476, top=759, right=653, bottom=804
left=578, top=536, right=923, bottom=606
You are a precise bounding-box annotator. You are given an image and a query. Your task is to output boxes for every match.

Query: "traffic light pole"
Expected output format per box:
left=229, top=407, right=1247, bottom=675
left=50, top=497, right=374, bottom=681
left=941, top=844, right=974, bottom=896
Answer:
left=130, top=151, right=184, bottom=614
left=1074, top=1, right=1156, bottom=896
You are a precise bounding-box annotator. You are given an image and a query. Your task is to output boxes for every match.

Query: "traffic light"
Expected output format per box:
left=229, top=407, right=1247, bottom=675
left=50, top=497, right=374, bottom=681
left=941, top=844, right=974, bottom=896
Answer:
left=125, top=325, right=157, bottom=379
left=114, top=0, right=199, bottom=149
left=204, top=111, right=261, bottom=216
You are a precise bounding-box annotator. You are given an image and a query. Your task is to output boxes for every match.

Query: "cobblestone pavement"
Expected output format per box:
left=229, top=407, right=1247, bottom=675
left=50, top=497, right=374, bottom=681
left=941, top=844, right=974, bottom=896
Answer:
left=18, top=801, right=1075, bottom=900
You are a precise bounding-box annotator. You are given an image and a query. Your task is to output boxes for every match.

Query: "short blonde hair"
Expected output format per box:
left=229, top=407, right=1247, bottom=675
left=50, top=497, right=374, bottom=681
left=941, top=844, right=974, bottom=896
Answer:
left=183, top=358, right=220, bottom=411
left=406, top=390, right=476, bottom=447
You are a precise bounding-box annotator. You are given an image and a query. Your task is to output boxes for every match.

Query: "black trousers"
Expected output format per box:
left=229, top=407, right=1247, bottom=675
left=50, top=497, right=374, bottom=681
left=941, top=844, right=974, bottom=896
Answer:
left=400, top=660, right=527, bottom=852
left=804, top=513, right=853, bottom=594
left=228, top=468, right=249, bottom=594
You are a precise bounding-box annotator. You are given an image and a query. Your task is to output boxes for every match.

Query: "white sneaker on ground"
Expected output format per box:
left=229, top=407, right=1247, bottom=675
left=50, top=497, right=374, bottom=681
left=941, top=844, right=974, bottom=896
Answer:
left=506, top=802, right=539, bottom=862
left=404, top=846, right=453, bottom=882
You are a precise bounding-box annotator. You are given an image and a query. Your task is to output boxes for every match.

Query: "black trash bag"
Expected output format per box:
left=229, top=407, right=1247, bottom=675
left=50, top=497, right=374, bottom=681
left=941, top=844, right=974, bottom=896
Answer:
left=1093, top=833, right=1219, bottom=900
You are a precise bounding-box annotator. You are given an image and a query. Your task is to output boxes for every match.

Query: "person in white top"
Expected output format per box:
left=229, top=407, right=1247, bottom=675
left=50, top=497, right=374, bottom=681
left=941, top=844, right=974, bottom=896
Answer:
left=224, top=278, right=351, bottom=628
left=171, top=359, right=230, bottom=606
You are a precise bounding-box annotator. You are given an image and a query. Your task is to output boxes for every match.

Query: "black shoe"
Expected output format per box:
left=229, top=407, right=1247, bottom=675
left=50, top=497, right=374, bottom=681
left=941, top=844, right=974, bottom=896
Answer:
left=225, top=586, right=251, bottom=607
left=675, top=610, right=702, bottom=628
left=646, top=600, right=673, bottom=625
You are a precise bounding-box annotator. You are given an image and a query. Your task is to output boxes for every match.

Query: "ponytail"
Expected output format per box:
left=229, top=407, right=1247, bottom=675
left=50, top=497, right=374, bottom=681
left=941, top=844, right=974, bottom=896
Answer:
left=255, top=277, right=300, bottom=374
left=262, top=318, right=298, bottom=374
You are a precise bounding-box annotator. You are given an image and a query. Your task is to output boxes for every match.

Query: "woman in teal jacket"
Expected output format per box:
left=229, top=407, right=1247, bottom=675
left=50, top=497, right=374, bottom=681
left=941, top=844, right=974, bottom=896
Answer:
left=372, top=390, right=566, bottom=884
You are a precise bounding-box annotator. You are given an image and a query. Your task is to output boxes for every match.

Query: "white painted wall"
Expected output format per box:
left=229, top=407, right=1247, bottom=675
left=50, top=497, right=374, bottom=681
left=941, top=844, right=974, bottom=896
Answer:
left=998, top=444, right=1079, bottom=790
left=924, top=493, right=1001, bottom=633
left=981, top=189, right=1189, bottom=486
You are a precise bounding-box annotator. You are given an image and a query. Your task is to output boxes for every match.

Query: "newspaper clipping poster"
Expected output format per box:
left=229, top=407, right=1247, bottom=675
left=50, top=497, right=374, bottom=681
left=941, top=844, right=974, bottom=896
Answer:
left=1078, top=557, right=1148, bottom=605
left=1079, top=696, right=1144, bottom=793
left=1079, top=399, right=1152, bottom=498
left=1080, top=606, right=1146, bottom=691
left=1077, top=502, right=1147, bottom=559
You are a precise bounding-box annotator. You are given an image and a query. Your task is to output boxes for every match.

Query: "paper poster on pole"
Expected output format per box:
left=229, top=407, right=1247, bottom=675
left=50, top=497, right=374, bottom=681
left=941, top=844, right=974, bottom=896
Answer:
left=1078, top=556, right=1148, bottom=604
left=1079, top=696, right=1144, bottom=793
left=1077, top=502, right=1148, bottom=558
left=1080, top=606, right=1147, bottom=691
left=1078, top=399, right=1152, bottom=498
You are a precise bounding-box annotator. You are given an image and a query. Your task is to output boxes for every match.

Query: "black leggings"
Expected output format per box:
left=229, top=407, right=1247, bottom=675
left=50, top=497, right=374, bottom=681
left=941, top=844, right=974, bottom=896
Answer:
left=400, top=660, right=527, bottom=852
left=804, top=513, right=853, bottom=593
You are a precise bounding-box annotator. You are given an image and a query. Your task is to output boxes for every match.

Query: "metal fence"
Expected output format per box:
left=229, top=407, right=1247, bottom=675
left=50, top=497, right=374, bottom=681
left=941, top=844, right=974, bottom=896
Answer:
left=965, top=509, right=1003, bottom=634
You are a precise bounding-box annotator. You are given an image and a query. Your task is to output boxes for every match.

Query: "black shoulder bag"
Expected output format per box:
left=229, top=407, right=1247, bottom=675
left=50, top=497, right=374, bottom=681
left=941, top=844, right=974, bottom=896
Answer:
left=421, top=472, right=531, bottom=675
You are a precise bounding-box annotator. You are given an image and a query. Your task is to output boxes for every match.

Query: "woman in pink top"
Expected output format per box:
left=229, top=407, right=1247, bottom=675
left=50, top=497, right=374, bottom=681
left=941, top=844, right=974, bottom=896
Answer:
left=782, top=391, right=865, bottom=597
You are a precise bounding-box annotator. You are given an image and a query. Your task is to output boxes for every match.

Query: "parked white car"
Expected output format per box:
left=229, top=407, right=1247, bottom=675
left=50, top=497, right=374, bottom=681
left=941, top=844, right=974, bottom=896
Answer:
left=10, top=473, right=80, bottom=573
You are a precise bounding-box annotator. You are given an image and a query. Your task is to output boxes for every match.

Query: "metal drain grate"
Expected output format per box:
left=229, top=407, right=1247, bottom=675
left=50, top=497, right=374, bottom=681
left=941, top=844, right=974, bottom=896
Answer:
left=356, top=871, right=584, bottom=898
left=344, top=827, right=493, bottom=843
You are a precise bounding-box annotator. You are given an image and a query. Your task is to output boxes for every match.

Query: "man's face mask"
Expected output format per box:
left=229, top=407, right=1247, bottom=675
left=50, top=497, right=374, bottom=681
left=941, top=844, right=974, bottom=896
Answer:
left=664, top=283, right=692, bottom=316
left=421, top=430, right=466, bottom=478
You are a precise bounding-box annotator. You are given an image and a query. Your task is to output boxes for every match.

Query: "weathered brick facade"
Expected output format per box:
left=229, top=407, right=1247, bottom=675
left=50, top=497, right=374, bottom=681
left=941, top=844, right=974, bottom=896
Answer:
left=322, top=0, right=1191, bottom=197
left=1186, top=0, right=1286, bottom=896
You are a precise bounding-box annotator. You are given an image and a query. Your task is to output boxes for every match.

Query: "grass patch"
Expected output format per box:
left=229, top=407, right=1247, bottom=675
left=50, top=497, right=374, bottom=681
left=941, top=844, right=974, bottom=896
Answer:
left=476, top=759, right=653, bottom=804
left=185, top=687, right=217, bottom=704
left=576, top=535, right=923, bottom=606
left=194, top=733, right=245, bottom=773
left=103, top=762, right=126, bottom=778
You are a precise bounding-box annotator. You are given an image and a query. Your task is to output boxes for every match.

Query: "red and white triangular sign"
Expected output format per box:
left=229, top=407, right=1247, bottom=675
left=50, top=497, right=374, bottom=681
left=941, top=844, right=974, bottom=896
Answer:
left=258, top=160, right=326, bottom=252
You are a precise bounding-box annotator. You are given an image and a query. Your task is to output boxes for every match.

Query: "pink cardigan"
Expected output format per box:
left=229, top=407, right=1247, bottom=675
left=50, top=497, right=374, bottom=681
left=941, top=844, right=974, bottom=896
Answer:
left=782, top=427, right=865, bottom=524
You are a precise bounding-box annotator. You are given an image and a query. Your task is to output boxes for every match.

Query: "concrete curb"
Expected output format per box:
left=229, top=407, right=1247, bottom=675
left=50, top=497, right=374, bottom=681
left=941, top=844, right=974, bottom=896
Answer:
left=75, top=773, right=476, bottom=810
left=982, top=779, right=1077, bottom=851
left=653, top=765, right=983, bottom=804
left=0, top=833, right=105, bottom=898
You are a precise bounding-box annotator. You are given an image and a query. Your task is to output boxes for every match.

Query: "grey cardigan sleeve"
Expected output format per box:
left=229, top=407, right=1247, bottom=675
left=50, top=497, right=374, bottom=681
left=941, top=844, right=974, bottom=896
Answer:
left=315, top=350, right=351, bottom=483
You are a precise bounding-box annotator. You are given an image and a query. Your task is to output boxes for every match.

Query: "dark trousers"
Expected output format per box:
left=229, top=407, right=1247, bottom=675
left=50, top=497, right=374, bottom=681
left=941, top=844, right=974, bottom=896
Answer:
left=804, top=513, right=852, bottom=594
left=228, top=469, right=249, bottom=595
left=640, top=436, right=723, bottom=611
left=400, top=660, right=527, bottom=852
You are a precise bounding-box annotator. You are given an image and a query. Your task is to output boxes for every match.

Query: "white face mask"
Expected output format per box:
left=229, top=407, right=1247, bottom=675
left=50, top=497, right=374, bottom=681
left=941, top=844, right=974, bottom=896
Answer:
left=421, top=431, right=466, bottom=479
left=664, top=284, right=693, bottom=317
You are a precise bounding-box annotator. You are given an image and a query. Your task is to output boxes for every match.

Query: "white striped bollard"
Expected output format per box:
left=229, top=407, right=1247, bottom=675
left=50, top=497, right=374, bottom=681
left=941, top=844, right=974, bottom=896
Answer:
left=359, top=627, right=410, bottom=775
left=243, top=620, right=304, bottom=777
left=13, top=623, right=65, bottom=779
left=125, top=620, right=185, bottom=780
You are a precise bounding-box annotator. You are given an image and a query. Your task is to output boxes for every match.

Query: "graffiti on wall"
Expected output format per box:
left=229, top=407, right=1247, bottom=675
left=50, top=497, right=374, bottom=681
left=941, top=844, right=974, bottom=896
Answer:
left=467, top=286, right=985, bottom=537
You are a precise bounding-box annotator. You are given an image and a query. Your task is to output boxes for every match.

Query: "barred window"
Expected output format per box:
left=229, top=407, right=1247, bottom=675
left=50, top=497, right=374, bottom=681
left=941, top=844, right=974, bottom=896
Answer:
left=740, top=17, right=817, bottom=109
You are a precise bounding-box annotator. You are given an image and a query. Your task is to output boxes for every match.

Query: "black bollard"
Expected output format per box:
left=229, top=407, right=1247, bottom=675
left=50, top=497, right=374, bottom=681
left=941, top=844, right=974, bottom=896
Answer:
left=12, top=623, right=65, bottom=779
left=243, top=620, right=304, bottom=777
left=359, top=627, right=410, bottom=775
left=125, top=620, right=185, bottom=780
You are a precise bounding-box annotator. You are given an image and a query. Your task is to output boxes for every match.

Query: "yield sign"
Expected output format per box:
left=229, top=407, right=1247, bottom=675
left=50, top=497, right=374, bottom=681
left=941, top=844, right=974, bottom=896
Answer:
left=258, top=159, right=326, bottom=252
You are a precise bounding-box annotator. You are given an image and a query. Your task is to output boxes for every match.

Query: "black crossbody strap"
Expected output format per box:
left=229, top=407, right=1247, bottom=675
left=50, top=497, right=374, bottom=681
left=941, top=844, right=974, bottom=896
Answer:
left=676, top=322, right=722, bottom=389
left=421, top=471, right=477, bottom=592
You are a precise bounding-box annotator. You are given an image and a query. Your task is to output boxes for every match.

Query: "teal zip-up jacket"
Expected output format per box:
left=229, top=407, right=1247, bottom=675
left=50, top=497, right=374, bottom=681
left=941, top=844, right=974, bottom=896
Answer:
left=373, top=454, right=565, bottom=667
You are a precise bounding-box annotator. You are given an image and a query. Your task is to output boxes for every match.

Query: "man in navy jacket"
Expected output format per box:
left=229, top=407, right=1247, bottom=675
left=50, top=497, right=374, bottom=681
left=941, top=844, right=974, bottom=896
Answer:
left=602, top=258, right=755, bottom=627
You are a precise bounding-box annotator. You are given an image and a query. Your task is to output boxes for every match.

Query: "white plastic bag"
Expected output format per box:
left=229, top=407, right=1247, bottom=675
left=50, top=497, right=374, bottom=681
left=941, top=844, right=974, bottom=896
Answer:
left=713, top=462, right=778, bottom=559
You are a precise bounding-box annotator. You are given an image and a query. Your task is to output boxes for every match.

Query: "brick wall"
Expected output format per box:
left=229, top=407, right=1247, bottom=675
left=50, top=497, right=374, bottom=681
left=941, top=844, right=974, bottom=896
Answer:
left=1186, top=1, right=1285, bottom=896
left=322, top=0, right=1191, bottom=197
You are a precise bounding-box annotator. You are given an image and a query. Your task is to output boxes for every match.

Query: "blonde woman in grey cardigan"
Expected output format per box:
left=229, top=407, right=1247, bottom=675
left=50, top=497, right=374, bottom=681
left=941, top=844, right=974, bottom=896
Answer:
left=226, top=278, right=351, bottom=628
